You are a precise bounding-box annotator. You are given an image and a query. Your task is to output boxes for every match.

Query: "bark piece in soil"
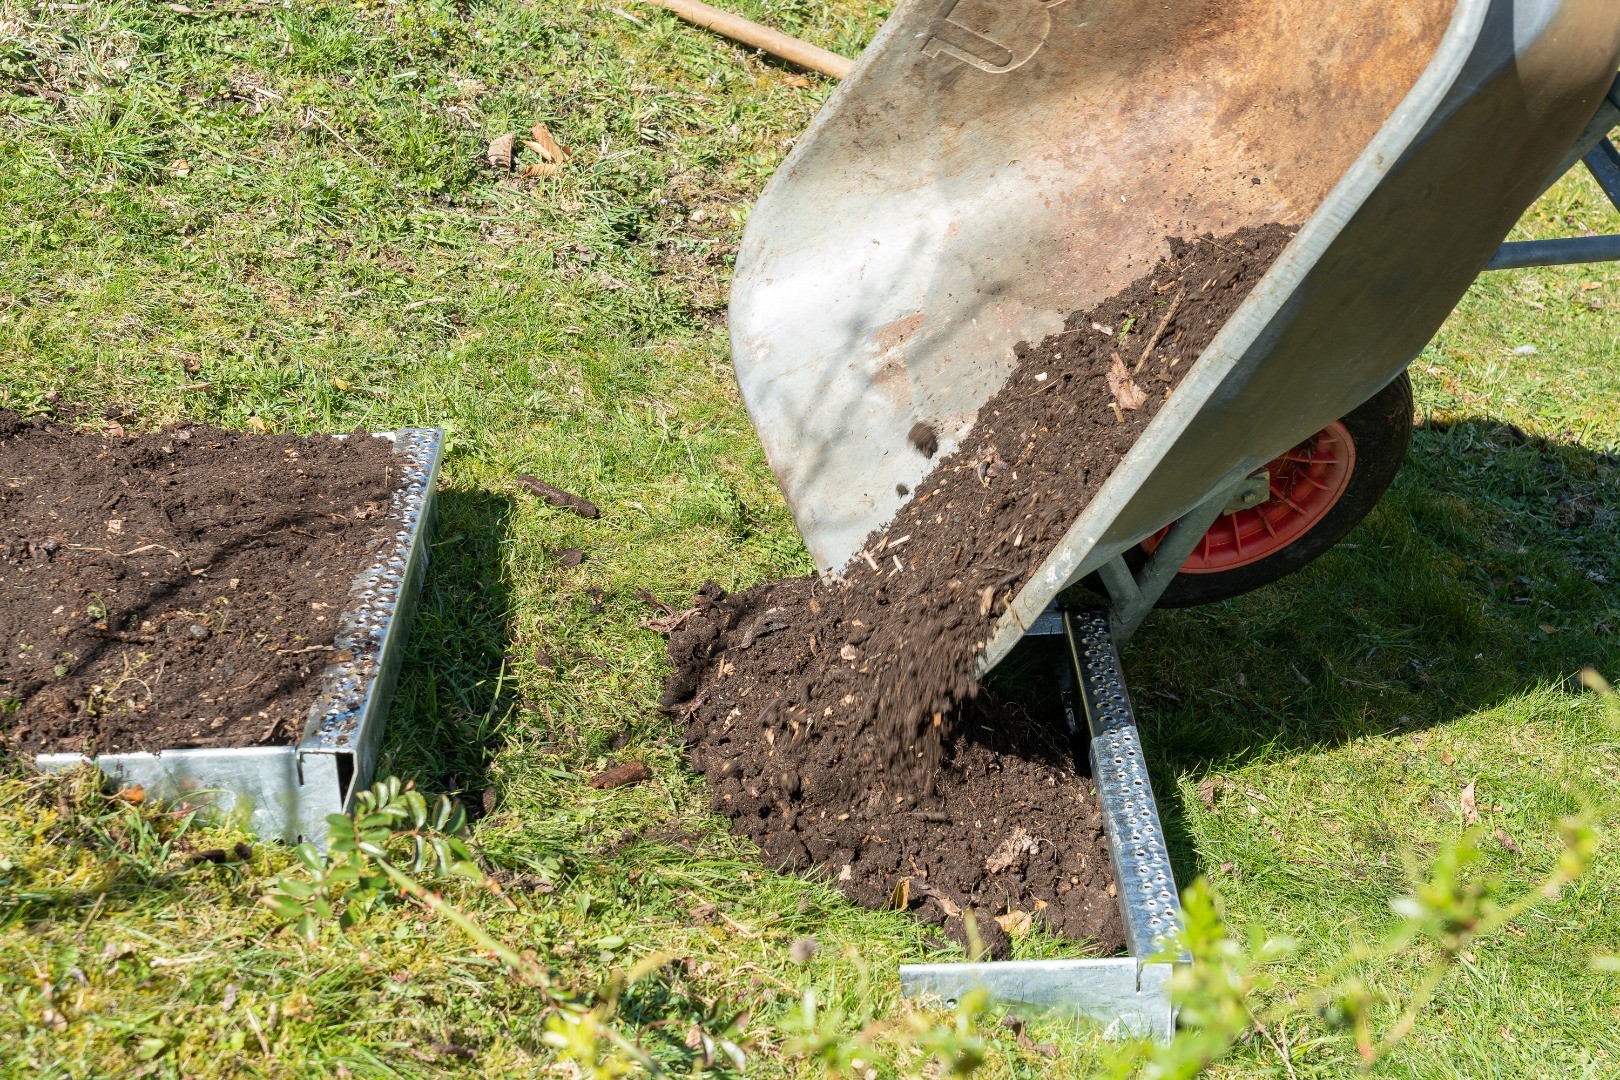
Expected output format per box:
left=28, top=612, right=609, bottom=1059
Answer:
left=0, top=415, right=401, bottom=755
left=660, top=224, right=1293, bottom=948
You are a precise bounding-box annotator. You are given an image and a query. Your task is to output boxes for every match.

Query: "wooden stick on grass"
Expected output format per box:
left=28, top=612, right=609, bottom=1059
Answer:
left=640, top=0, right=853, bottom=79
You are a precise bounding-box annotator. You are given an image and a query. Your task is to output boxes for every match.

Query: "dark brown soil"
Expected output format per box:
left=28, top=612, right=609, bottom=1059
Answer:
left=660, top=224, right=1293, bottom=948
left=0, top=414, right=401, bottom=755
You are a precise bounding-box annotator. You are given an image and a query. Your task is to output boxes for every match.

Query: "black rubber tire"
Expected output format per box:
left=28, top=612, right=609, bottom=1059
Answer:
left=1142, top=371, right=1413, bottom=608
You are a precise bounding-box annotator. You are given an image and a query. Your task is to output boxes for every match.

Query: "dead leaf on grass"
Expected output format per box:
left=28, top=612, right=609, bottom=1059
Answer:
left=640, top=609, right=696, bottom=635
left=635, top=588, right=678, bottom=616
left=1107, top=352, right=1147, bottom=411
left=1019, top=1035, right=1058, bottom=1057
left=426, top=1041, right=476, bottom=1061
left=486, top=131, right=517, bottom=170
left=529, top=122, right=570, bottom=163
left=245, top=416, right=269, bottom=434
left=888, top=877, right=910, bottom=911
left=1460, top=778, right=1479, bottom=826
left=1197, top=775, right=1223, bottom=810
left=519, top=161, right=558, bottom=179
left=168, top=158, right=190, bottom=178
left=1494, top=827, right=1520, bottom=854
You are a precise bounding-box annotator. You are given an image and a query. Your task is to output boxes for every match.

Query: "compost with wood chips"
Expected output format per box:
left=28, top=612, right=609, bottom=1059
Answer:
left=0, top=415, right=401, bottom=755
left=661, top=224, right=1293, bottom=950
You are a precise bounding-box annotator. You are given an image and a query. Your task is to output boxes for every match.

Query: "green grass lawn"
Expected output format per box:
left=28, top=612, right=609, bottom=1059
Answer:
left=0, top=2, right=1616, bottom=1076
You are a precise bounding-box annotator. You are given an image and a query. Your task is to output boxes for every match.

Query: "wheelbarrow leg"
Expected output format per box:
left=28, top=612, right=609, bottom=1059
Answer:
left=1096, top=473, right=1258, bottom=643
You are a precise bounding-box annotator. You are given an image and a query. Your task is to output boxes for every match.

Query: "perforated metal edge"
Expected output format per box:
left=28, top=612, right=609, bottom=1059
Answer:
left=1065, top=610, right=1188, bottom=963
left=899, top=959, right=1175, bottom=1041
left=899, top=608, right=1185, bottom=1037
left=300, top=428, right=440, bottom=754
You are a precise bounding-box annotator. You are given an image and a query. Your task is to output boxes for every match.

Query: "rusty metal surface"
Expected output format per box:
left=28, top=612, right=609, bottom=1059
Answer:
left=733, top=0, right=1457, bottom=574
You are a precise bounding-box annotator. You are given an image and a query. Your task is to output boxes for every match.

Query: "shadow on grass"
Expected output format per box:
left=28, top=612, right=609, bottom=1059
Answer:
left=978, top=417, right=1620, bottom=887
left=1114, top=418, right=1619, bottom=881
left=380, top=487, right=520, bottom=811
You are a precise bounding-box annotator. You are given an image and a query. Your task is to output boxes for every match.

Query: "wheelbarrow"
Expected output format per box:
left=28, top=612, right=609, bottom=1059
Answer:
left=727, top=0, right=1620, bottom=1038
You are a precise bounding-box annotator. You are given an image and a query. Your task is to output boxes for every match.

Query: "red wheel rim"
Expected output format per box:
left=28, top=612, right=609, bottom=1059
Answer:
left=1142, top=421, right=1358, bottom=574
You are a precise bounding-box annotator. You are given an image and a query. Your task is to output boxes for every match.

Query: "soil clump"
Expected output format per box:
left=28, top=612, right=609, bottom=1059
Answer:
left=660, top=224, right=1294, bottom=947
left=0, top=415, right=401, bottom=754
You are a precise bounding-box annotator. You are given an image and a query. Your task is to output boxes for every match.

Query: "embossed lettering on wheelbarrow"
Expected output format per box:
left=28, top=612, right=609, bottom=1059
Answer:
left=729, top=0, right=1620, bottom=671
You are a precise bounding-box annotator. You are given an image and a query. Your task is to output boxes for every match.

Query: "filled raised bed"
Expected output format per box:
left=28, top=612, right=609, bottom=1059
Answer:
left=0, top=413, right=441, bottom=841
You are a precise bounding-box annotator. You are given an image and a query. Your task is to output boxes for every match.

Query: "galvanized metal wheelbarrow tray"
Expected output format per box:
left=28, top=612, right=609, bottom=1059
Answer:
left=729, top=0, right=1620, bottom=1038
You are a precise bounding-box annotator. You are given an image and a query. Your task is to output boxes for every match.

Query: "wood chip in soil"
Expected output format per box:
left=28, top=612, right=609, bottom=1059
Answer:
left=0, top=413, right=403, bottom=754
left=657, top=224, right=1294, bottom=948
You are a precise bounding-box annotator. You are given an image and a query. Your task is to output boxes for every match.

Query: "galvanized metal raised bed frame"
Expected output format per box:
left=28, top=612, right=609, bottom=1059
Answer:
left=36, top=428, right=444, bottom=844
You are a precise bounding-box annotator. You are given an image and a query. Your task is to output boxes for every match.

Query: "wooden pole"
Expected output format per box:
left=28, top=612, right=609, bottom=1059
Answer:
left=640, top=0, right=853, bottom=80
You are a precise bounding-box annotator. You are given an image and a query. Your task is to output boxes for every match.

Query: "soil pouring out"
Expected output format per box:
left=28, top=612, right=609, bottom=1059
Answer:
left=660, top=224, right=1293, bottom=955
left=0, top=414, right=403, bottom=756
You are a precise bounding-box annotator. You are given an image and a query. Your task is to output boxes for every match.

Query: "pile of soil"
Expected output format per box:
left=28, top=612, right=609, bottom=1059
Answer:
left=0, top=414, right=402, bottom=755
left=660, top=224, right=1293, bottom=949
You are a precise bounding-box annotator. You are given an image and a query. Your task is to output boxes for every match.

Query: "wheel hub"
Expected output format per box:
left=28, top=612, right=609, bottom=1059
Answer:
left=1142, top=421, right=1358, bottom=574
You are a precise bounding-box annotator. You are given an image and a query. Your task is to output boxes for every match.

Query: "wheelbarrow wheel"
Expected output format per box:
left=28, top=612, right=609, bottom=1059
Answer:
left=1140, top=371, right=1413, bottom=608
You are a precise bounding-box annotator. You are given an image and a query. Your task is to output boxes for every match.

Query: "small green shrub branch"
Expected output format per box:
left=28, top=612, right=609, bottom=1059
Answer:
left=262, top=724, right=1616, bottom=1080
left=261, top=778, right=668, bottom=1074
